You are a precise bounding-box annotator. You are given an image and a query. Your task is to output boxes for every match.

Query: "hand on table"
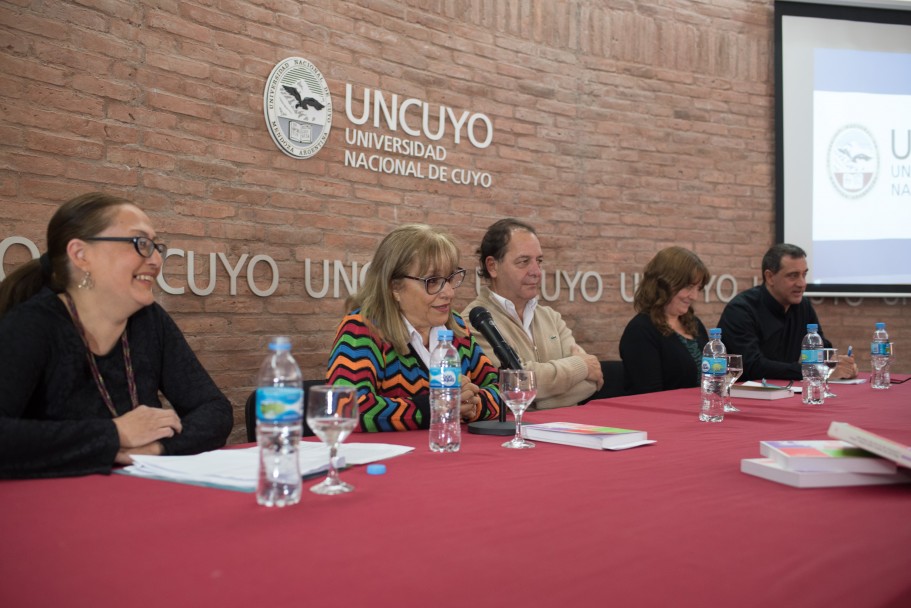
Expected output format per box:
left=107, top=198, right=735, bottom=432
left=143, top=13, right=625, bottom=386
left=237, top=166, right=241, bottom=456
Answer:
left=831, top=355, right=858, bottom=380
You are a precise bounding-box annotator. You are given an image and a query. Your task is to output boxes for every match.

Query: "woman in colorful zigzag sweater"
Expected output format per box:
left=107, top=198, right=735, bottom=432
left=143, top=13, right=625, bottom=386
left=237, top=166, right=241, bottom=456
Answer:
left=327, top=224, right=502, bottom=432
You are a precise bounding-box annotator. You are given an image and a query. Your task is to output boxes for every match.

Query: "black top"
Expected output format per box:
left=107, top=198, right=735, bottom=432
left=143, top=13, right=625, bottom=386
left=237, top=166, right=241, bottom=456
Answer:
left=0, top=288, right=234, bottom=478
left=619, top=312, right=709, bottom=395
left=717, top=285, right=831, bottom=382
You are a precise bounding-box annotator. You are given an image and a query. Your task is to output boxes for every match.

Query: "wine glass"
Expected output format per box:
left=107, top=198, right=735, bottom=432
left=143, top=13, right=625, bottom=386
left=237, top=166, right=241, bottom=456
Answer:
left=821, top=348, right=838, bottom=398
left=305, top=384, right=358, bottom=495
left=500, top=369, right=537, bottom=449
left=723, top=354, right=743, bottom=413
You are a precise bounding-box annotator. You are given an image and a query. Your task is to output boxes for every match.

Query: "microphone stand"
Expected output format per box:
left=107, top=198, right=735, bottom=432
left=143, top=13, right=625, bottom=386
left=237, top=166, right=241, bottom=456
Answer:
left=466, top=307, right=524, bottom=435
left=467, top=366, right=517, bottom=436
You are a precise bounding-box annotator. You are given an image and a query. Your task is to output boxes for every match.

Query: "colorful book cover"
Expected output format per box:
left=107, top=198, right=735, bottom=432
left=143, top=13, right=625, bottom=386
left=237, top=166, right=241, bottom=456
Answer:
left=759, top=440, right=897, bottom=473
left=524, top=422, right=641, bottom=436
left=521, top=422, right=652, bottom=450
left=828, top=421, right=911, bottom=469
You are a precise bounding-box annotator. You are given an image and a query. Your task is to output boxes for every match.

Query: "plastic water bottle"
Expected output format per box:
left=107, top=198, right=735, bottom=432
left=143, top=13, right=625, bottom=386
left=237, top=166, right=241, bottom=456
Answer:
left=871, top=322, right=892, bottom=390
left=800, top=324, right=824, bottom=405
left=255, top=336, right=304, bottom=507
left=699, top=328, right=727, bottom=422
left=429, top=329, right=461, bottom=452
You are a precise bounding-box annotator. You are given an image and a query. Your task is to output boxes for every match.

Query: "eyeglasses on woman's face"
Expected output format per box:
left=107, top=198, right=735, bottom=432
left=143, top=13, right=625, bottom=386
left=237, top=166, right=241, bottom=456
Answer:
left=85, top=236, right=167, bottom=258
left=401, top=268, right=466, bottom=295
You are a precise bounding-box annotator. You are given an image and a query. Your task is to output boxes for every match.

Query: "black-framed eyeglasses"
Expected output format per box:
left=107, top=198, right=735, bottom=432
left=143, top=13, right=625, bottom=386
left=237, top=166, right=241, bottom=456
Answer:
left=85, top=236, right=167, bottom=258
left=401, top=268, right=466, bottom=295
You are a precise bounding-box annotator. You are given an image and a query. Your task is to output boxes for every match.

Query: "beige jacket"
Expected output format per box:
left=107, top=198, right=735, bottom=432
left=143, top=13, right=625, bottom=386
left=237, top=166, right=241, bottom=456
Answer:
left=462, top=287, right=596, bottom=409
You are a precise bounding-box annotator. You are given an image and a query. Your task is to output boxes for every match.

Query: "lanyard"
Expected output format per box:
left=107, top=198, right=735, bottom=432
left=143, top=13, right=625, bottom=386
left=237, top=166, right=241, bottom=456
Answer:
left=62, top=292, right=139, bottom=416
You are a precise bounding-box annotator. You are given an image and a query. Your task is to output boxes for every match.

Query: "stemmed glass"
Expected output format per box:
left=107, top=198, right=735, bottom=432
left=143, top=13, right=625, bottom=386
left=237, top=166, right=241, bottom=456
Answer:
left=820, top=348, right=838, bottom=398
left=723, top=354, right=743, bottom=413
left=305, top=385, right=358, bottom=495
left=500, top=369, right=537, bottom=449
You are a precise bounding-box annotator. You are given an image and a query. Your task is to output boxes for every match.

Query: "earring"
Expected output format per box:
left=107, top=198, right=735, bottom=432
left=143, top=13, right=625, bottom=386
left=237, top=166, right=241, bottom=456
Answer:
left=78, top=271, right=94, bottom=290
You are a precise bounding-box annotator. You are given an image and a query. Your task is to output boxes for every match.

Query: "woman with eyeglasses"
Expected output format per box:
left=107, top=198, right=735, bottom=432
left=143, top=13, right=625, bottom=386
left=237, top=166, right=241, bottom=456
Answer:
left=326, top=224, right=501, bottom=432
left=0, top=193, right=233, bottom=478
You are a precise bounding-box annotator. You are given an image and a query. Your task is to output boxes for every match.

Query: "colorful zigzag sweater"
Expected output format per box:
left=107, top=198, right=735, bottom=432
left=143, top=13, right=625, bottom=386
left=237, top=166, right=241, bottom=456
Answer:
left=327, top=310, right=502, bottom=432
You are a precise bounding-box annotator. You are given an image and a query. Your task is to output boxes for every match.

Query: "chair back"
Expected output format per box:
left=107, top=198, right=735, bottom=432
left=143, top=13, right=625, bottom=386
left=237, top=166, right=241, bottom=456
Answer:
left=600, top=360, right=627, bottom=399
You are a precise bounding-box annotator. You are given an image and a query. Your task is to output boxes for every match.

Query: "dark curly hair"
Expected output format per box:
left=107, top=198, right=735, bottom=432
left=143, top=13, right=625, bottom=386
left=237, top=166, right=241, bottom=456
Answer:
left=633, top=246, right=709, bottom=337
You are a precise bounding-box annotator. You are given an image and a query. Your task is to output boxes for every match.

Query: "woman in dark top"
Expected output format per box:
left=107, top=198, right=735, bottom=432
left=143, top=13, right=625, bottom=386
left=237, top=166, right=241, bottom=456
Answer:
left=0, top=193, right=233, bottom=478
left=619, top=246, right=710, bottom=395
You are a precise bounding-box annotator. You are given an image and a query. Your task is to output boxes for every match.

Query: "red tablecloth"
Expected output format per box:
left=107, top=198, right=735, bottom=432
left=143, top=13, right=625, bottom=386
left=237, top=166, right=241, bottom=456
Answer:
left=2, top=380, right=909, bottom=608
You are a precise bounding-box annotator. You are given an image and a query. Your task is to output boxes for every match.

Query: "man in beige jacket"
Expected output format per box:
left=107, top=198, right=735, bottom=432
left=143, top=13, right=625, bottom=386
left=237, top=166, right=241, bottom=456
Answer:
left=462, top=218, right=606, bottom=409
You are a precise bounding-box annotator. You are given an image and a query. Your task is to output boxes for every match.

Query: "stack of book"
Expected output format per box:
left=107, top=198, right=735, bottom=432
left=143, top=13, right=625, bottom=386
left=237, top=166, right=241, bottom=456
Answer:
left=729, top=382, right=793, bottom=400
left=520, top=422, right=654, bottom=450
left=740, top=423, right=911, bottom=488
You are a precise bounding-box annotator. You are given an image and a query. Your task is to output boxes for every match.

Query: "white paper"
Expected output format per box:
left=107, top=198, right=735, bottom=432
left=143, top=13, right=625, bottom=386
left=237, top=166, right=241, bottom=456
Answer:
left=120, top=441, right=414, bottom=491
left=603, top=440, right=656, bottom=451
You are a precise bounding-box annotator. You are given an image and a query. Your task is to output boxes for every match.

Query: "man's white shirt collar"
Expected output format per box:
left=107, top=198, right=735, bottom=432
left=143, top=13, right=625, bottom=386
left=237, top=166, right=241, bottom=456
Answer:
left=489, top=290, right=536, bottom=339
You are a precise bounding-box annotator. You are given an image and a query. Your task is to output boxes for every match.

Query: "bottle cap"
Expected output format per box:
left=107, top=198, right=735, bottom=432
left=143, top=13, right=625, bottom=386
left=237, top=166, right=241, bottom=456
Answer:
left=366, top=464, right=387, bottom=475
left=807, top=324, right=818, bottom=332
left=269, top=336, right=293, bottom=351
left=437, top=329, right=454, bottom=341
left=709, top=328, right=721, bottom=337
left=875, top=322, right=886, bottom=329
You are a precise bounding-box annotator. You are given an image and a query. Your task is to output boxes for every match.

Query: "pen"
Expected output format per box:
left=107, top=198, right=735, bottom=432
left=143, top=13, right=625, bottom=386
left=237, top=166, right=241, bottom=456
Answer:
left=847, top=345, right=853, bottom=357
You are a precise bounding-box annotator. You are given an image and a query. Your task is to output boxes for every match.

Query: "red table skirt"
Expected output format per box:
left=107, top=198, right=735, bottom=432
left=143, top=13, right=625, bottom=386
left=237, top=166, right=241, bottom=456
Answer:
left=2, top=379, right=909, bottom=607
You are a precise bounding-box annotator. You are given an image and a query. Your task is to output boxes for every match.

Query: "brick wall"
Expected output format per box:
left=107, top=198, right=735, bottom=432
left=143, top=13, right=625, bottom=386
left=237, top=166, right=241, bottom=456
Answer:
left=1, top=0, right=907, bottom=444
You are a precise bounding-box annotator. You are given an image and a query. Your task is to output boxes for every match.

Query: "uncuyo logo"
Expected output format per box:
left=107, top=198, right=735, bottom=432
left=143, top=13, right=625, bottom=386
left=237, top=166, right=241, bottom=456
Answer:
left=827, top=125, right=878, bottom=199
left=263, top=57, right=332, bottom=159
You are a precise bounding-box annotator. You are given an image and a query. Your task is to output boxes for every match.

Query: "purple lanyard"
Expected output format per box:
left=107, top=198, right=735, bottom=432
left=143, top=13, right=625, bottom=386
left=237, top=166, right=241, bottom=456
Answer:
left=63, top=292, right=139, bottom=416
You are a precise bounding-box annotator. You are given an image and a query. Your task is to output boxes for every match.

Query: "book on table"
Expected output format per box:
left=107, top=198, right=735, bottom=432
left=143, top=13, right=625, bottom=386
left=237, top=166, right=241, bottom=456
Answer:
left=828, top=421, right=911, bottom=469
left=729, top=383, right=793, bottom=400
left=520, top=422, right=653, bottom=450
left=740, top=458, right=911, bottom=488
left=759, top=440, right=897, bottom=473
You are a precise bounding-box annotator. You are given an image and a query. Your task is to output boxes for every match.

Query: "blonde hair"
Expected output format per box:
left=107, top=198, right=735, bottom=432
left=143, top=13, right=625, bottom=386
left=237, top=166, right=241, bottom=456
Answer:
left=346, top=224, right=465, bottom=353
left=633, top=246, right=709, bottom=337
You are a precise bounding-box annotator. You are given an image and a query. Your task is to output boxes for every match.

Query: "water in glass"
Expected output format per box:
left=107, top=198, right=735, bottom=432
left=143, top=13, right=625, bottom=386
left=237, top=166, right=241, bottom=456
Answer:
left=500, top=369, right=537, bottom=449
left=723, top=354, right=743, bottom=413
left=306, top=385, right=359, bottom=495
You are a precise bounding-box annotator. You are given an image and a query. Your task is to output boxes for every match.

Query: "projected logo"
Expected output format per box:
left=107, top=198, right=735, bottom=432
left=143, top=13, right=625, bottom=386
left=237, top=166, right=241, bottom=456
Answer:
left=263, top=57, right=332, bottom=159
left=827, top=125, right=878, bottom=199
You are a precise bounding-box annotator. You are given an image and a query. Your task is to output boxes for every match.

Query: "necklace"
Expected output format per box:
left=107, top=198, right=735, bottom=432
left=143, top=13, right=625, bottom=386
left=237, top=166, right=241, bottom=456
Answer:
left=62, top=292, right=139, bottom=416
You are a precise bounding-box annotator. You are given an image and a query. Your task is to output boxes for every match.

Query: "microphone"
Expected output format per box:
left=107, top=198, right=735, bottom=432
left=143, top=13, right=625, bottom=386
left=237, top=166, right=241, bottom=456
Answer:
left=467, top=306, right=521, bottom=436
left=468, top=306, right=522, bottom=371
